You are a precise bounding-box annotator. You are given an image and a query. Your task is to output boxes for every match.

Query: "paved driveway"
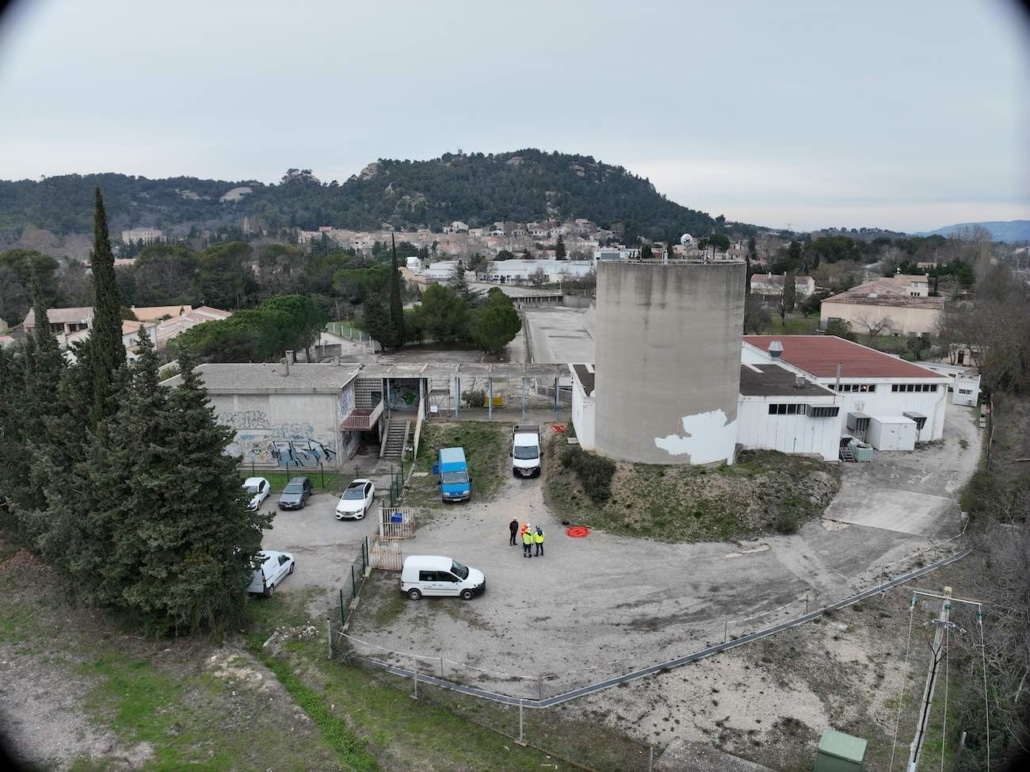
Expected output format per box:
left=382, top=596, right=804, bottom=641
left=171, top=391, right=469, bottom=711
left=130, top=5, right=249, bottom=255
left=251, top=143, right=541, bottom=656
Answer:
left=258, top=472, right=393, bottom=604
left=822, top=401, right=981, bottom=537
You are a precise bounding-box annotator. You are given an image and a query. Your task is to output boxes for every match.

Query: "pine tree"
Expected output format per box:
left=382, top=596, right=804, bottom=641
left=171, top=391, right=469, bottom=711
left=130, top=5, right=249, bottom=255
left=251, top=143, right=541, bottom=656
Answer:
left=389, top=235, right=405, bottom=350
left=0, top=346, right=31, bottom=539
left=362, top=293, right=393, bottom=352
left=10, top=281, right=69, bottom=542
left=157, top=345, right=269, bottom=633
left=555, top=234, right=567, bottom=260
left=83, top=187, right=124, bottom=429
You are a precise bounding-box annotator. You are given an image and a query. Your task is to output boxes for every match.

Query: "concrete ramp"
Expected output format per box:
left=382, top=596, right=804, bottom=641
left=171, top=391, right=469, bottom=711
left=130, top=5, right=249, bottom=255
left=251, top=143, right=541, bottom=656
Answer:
left=823, top=487, right=957, bottom=537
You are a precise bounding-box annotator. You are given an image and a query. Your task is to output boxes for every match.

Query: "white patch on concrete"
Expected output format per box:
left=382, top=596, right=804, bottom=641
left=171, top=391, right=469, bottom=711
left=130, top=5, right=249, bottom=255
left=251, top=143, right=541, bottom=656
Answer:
left=724, top=544, right=771, bottom=559
left=654, top=409, right=737, bottom=463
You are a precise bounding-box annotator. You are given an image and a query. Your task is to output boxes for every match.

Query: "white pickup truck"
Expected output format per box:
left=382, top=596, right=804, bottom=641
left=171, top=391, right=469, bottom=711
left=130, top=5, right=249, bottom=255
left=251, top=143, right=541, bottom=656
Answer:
left=511, top=424, right=541, bottom=478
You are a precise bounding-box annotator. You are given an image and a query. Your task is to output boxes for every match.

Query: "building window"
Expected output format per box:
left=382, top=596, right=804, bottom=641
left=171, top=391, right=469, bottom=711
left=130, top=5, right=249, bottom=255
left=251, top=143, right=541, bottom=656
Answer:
left=768, top=403, right=808, bottom=415
left=809, top=406, right=840, bottom=418
left=833, top=383, right=877, bottom=393
left=891, top=383, right=939, bottom=393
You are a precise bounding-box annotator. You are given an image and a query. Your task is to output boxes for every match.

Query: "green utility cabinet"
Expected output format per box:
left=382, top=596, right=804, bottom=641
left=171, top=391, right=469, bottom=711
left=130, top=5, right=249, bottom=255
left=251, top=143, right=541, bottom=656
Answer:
left=814, top=728, right=867, bottom=771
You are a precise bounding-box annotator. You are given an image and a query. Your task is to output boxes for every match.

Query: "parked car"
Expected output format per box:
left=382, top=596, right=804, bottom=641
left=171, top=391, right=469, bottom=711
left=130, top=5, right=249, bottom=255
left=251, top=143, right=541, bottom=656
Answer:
left=400, top=555, right=486, bottom=601
left=335, top=478, right=375, bottom=520
left=278, top=476, right=314, bottom=510
left=242, top=476, right=271, bottom=511
left=248, top=550, right=295, bottom=597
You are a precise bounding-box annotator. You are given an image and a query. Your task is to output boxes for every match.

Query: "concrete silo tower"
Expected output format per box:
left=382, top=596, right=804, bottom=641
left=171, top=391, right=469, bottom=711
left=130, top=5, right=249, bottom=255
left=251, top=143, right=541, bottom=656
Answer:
left=594, top=261, right=746, bottom=465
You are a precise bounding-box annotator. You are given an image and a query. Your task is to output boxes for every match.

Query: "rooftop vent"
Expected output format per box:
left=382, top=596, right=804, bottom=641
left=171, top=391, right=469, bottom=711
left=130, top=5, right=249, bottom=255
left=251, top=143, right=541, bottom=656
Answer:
left=768, top=340, right=784, bottom=359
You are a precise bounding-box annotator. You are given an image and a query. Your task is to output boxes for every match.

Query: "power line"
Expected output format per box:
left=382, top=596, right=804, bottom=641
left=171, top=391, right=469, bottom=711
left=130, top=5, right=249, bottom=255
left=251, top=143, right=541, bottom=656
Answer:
left=978, top=607, right=991, bottom=771
left=890, top=593, right=918, bottom=771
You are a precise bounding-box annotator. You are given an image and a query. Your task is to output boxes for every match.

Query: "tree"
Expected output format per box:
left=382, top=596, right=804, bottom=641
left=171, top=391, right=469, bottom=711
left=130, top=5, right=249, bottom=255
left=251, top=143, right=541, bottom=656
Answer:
left=360, top=293, right=393, bottom=352
left=528, top=267, right=547, bottom=287
left=133, top=244, right=199, bottom=306
left=466, top=252, right=487, bottom=275
left=261, top=295, right=329, bottom=361
left=415, top=284, right=469, bottom=344
left=144, top=343, right=270, bottom=634
left=555, top=235, right=567, bottom=260
left=192, top=242, right=254, bottom=309
left=82, top=188, right=125, bottom=429
left=388, top=236, right=405, bottom=351
left=939, top=264, right=1030, bottom=394
left=470, top=289, right=521, bottom=356
left=0, top=249, right=60, bottom=326
left=824, top=318, right=856, bottom=341
left=780, top=240, right=802, bottom=319
left=449, top=262, right=476, bottom=306
left=745, top=237, right=758, bottom=298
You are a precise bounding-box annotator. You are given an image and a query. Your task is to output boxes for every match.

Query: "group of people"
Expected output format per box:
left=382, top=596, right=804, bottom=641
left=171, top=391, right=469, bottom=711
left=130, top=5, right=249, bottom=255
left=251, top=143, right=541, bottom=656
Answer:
left=509, top=518, right=544, bottom=557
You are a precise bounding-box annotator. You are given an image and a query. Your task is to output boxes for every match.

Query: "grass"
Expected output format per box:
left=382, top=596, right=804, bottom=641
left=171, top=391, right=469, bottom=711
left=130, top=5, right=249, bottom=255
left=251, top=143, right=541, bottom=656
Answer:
left=244, top=581, right=621, bottom=771
left=242, top=469, right=344, bottom=494
left=403, top=421, right=511, bottom=507
left=544, top=443, right=840, bottom=543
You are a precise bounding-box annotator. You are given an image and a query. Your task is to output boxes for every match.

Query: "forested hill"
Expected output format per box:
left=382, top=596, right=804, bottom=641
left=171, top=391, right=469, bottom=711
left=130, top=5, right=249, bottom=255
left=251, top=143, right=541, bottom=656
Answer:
left=0, top=150, right=718, bottom=244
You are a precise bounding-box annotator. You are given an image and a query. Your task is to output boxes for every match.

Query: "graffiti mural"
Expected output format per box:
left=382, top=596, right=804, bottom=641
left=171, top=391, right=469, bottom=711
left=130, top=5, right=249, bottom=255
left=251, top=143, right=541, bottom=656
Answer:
left=268, top=438, right=337, bottom=466
left=234, top=430, right=338, bottom=468
left=219, top=410, right=271, bottom=429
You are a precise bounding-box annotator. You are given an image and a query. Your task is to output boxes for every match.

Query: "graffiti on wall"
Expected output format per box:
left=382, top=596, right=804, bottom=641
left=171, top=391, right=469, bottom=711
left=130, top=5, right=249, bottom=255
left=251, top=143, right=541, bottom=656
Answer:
left=219, top=410, right=271, bottom=430
left=339, top=386, right=354, bottom=416
left=268, top=438, right=337, bottom=466
left=233, top=430, right=337, bottom=468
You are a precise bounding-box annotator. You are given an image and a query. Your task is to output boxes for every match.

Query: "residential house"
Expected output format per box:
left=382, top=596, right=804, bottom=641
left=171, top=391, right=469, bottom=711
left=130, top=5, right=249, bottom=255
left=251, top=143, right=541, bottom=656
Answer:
left=820, top=274, right=943, bottom=336
left=23, top=307, right=93, bottom=337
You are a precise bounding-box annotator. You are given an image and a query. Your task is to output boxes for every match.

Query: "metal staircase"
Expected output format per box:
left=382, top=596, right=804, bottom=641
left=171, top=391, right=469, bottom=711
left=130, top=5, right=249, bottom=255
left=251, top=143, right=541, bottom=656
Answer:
left=838, top=438, right=857, bottom=462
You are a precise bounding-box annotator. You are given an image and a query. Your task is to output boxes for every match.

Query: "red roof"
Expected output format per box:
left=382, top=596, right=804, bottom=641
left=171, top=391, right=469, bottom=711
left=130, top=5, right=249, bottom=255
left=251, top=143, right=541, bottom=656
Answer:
left=743, top=335, right=944, bottom=379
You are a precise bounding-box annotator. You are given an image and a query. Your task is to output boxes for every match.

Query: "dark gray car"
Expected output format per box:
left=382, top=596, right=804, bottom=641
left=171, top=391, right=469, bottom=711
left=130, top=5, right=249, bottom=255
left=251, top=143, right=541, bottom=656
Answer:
left=278, top=476, right=314, bottom=510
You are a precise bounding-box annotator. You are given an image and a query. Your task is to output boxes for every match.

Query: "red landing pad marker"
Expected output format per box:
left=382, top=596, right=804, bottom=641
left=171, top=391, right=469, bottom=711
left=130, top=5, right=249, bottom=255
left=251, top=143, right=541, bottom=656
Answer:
left=565, top=526, right=590, bottom=538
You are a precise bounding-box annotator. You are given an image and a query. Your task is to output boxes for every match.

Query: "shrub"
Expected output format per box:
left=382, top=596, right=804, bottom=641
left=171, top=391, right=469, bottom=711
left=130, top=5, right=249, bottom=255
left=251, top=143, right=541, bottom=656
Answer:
left=461, top=389, right=486, bottom=408
left=561, top=446, right=616, bottom=503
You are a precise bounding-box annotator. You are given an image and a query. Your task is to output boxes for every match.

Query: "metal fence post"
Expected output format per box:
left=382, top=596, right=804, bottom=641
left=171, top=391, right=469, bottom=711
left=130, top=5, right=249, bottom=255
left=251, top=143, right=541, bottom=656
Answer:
left=339, top=589, right=345, bottom=626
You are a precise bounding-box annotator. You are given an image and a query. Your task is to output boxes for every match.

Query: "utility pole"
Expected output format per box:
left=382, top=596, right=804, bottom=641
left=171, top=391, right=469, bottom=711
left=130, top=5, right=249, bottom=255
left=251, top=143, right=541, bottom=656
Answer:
left=905, top=587, right=985, bottom=771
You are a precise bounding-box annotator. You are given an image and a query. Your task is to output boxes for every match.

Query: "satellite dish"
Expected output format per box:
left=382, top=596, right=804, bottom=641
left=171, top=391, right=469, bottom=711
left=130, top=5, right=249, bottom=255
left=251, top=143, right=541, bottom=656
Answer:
left=680, top=233, right=694, bottom=245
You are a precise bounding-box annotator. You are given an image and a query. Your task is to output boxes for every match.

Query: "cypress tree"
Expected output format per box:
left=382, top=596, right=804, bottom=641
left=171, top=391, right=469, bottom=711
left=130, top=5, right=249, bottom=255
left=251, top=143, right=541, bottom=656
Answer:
left=158, top=345, right=270, bottom=633
left=84, top=187, right=125, bottom=429
left=389, top=235, right=405, bottom=350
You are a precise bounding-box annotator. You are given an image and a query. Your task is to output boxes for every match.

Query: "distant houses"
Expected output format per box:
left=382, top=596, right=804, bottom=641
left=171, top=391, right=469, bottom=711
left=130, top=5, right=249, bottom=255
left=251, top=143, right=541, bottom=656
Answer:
left=21, top=304, right=231, bottom=359
left=820, top=274, right=943, bottom=337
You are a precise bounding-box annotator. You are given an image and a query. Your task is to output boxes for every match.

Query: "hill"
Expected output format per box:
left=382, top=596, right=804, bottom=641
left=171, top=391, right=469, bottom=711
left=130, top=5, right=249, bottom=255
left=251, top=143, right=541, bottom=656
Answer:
left=922, top=220, right=1030, bottom=243
left=0, top=150, right=719, bottom=247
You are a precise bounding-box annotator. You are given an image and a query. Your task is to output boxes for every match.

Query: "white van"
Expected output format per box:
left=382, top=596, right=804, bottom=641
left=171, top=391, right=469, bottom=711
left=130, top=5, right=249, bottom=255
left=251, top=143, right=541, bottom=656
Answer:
left=400, top=555, right=486, bottom=601
left=248, top=550, right=295, bottom=597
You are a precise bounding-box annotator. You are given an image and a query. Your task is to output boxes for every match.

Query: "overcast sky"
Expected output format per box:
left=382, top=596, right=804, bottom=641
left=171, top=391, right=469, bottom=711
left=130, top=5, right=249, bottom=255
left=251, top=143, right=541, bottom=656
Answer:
left=0, top=0, right=1027, bottom=232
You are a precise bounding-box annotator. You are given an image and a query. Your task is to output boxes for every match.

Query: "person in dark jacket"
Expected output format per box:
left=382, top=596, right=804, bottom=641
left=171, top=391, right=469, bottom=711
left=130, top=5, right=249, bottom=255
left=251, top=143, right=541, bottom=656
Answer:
left=509, top=517, right=519, bottom=546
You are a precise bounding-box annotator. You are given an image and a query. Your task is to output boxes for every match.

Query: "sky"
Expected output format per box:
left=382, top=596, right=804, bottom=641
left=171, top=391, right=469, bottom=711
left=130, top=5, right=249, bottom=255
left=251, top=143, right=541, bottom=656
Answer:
left=0, top=0, right=1027, bottom=233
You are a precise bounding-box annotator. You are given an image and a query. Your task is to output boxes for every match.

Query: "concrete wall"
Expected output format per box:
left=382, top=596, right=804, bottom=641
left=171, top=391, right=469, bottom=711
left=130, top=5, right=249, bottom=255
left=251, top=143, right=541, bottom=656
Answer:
left=212, top=392, right=343, bottom=470
left=594, top=261, right=746, bottom=464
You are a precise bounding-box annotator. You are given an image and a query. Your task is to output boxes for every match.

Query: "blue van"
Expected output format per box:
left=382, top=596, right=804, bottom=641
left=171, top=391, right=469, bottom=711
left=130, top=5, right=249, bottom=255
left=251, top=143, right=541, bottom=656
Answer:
left=437, top=447, right=471, bottom=502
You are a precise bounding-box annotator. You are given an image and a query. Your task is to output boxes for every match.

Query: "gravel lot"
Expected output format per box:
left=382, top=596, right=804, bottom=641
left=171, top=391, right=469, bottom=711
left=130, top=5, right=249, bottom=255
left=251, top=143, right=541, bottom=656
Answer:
left=267, top=402, right=979, bottom=707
